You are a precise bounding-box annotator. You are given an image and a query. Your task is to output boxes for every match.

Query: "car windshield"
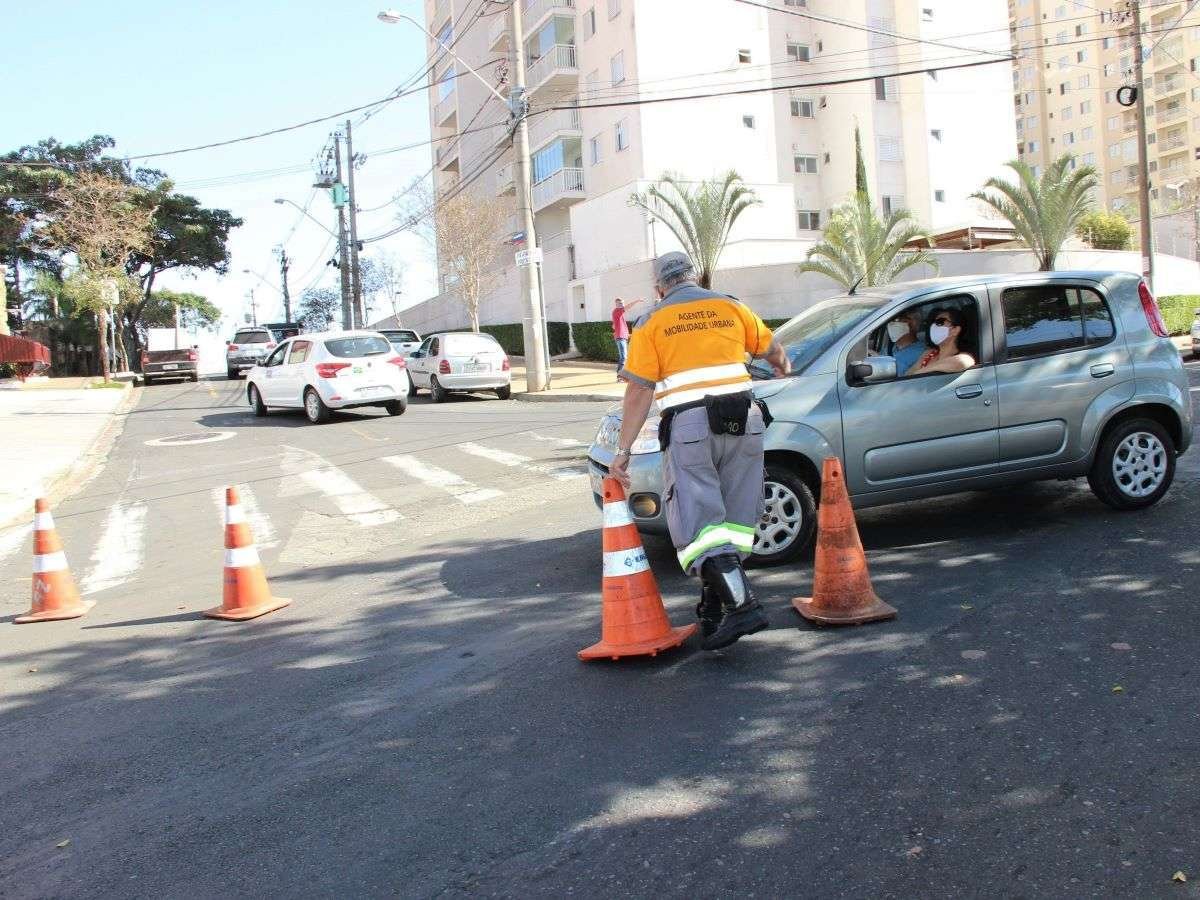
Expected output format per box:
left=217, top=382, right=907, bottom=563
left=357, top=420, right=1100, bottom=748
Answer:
left=385, top=330, right=419, bottom=343
left=324, top=336, right=392, bottom=357
left=445, top=334, right=501, bottom=355
left=748, top=297, right=884, bottom=378
left=233, top=331, right=270, bottom=344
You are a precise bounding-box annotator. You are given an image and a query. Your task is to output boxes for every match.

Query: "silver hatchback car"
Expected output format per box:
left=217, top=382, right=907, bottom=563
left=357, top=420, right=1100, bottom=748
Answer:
left=588, top=272, right=1193, bottom=566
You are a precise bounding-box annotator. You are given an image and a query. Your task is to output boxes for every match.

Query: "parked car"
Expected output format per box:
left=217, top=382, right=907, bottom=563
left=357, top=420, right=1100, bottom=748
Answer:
left=141, top=346, right=198, bottom=385
left=1190, top=309, right=1200, bottom=359
left=588, top=272, right=1192, bottom=566
left=245, top=330, right=409, bottom=424
left=406, top=331, right=511, bottom=402
left=378, top=328, right=422, bottom=356
left=226, top=327, right=277, bottom=378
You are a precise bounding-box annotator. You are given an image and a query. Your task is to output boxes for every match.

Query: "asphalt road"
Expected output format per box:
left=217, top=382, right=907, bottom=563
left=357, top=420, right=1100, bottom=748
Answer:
left=1, top=373, right=1199, bottom=898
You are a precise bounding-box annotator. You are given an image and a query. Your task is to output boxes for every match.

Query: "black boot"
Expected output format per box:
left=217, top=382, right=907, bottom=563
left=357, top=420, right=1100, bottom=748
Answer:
left=695, top=581, right=722, bottom=639
left=700, top=554, right=769, bottom=651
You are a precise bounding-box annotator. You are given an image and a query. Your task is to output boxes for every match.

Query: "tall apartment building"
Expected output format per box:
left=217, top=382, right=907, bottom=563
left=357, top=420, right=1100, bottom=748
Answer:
left=1012, top=0, right=1200, bottom=215
left=415, top=0, right=1015, bottom=330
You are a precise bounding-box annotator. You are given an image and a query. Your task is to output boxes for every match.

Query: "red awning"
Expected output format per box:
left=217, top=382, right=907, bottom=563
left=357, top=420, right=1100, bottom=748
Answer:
left=0, top=335, right=51, bottom=367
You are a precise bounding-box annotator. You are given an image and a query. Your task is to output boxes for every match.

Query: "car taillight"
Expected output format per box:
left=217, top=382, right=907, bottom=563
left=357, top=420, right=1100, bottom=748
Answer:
left=439, top=359, right=451, bottom=375
left=1138, top=280, right=1168, bottom=338
left=266, top=342, right=277, bottom=349
left=228, top=343, right=238, bottom=351
left=387, top=356, right=407, bottom=369
left=315, top=362, right=351, bottom=378
left=187, top=350, right=198, bottom=362
left=501, top=356, right=510, bottom=372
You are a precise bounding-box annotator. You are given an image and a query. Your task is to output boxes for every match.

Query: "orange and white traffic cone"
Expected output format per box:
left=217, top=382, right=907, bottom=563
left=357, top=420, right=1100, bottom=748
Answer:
left=579, top=478, right=697, bottom=661
left=204, top=486, right=290, bottom=621
left=15, top=498, right=93, bottom=624
left=793, top=457, right=897, bottom=626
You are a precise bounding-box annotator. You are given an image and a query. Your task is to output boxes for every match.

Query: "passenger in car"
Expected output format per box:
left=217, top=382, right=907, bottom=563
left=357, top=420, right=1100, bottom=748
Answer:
left=907, top=307, right=976, bottom=375
left=886, top=309, right=927, bottom=375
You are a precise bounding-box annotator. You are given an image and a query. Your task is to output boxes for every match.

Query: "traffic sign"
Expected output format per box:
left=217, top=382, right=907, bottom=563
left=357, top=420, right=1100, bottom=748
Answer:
left=515, top=247, right=543, bottom=267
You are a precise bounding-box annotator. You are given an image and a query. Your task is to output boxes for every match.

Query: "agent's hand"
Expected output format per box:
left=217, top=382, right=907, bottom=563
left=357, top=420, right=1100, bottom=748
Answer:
left=772, top=356, right=791, bottom=378
left=609, top=453, right=632, bottom=489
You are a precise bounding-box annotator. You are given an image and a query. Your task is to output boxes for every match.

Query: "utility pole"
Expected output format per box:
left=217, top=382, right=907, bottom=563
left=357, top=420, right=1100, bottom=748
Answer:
left=345, top=119, right=365, bottom=329
left=333, top=133, right=353, bottom=330
left=509, top=0, right=549, bottom=392
left=1132, top=0, right=1156, bottom=290
left=247, top=287, right=258, bottom=327
left=277, top=247, right=292, bottom=323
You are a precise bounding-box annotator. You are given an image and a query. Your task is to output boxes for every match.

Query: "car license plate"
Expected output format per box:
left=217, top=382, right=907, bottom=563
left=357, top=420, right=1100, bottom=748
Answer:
left=161, top=364, right=178, bottom=370
left=464, top=363, right=488, bottom=373
left=359, top=385, right=387, bottom=395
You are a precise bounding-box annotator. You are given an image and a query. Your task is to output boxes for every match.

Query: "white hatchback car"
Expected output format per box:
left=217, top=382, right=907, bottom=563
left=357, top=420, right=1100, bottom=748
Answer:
left=246, top=330, right=409, bottom=424
left=406, top=331, right=512, bottom=402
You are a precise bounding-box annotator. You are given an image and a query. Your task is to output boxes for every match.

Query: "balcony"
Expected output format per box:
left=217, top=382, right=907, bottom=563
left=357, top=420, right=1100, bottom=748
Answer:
left=430, top=0, right=451, bottom=32
left=1158, top=136, right=1188, bottom=154
left=532, top=166, right=585, bottom=212
left=436, top=141, right=459, bottom=172
left=528, top=106, right=582, bottom=151
left=526, top=44, right=579, bottom=97
left=496, top=162, right=515, bottom=195
left=488, top=13, right=508, bottom=52
left=435, top=90, right=457, bottom=127
left=1156, top=75, right=1185, bottom=97
left=1157, top=104, right=1187, bottom=126
left=540, top=228, right=572, bottom=252
left=523, top=0, right=575, bottom=36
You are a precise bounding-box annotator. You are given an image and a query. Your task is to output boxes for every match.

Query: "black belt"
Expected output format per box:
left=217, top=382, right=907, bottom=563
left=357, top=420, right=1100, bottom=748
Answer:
left=658, top=391, right=772, bottom=447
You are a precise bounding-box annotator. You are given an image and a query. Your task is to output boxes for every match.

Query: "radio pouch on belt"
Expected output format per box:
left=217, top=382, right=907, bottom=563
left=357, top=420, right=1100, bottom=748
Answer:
left=706, top=394, right=752, bottom=436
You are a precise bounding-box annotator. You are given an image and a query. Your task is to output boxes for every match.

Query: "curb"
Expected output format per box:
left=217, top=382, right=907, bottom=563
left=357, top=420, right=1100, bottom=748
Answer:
left=515, top=391, right=623, bottom=403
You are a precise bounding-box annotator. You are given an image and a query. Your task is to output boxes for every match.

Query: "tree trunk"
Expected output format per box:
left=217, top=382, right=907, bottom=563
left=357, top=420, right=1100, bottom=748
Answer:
left=469, top=306, right=480, bottom=332
left=698, top=269, right=713, bottom=290
left=96, top=309, right=110, bottom=381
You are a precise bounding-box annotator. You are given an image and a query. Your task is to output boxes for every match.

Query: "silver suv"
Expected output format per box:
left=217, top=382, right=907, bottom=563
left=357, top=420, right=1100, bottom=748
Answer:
left=588, top=273, right=1193, bottom=566
left=226, top=327, right=277, bottom=379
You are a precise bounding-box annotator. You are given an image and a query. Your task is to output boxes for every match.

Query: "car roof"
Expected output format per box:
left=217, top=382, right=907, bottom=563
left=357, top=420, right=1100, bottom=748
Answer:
left=855, top=271, right=1140, bottom=303
left=287, top=329, right=389, bottom=341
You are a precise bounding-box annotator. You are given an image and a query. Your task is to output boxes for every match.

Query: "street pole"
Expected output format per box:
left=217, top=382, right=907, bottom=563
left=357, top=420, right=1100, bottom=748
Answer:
left=278, top=248, right=292, bottom=322
left=333, top=133, right=353, bottom=330
left=1132, top=0, right=1155, bottom=290
left=509, top=0, right=549, bottom=392
left=345, top=119, right=364, bottom=329
left=247, top=288, right=258, bottom=327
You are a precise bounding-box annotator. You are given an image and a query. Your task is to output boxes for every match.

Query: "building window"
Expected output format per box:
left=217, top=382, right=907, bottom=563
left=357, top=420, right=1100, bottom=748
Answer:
left=787, top=43, right=811, bottom=62
left=1082, top=152, right=1096, bottom=166
left=1027, top=115, right=1039, bottom=130
left=1077, top=50, right=1087, bottom=64
left=1058, top=56, right=1069, bottom=69
left=1028, top=140, right=1039, bottom=153
left=1102, top=36, right=1113, bottom=49
left=589, top=134, right=602, bottom=165
left=794, top=153, right=818, bottom=174
left=1078, top=74, right=1090, bottom=89
left=823, top=151, right=831, bottom=164
left=743, top=115, right=756, bottom=129
left=791, top=96, right=815, bottom=117
left=615, top=119, right=628, bottom=151
left=1079, top=100, right=1092, bottom=115
left=922, top=7, right=933, bottom=21
left=874, top=77, right=896, bottom=101
left=437, top=65, right=455, bottom=101
left=784, top=0, right=807, bottom=5
left=610, top=51, right=625, bottom=85
left=1061, top=106, right=1072, bottom=121
left=797, top=209, right=820, bottom=230
left=583, top=6, right=596, bottom=39
left=1064, top=131, right=1075, bottom=145
left=1103, top=63, right=1115, bottom=77
left=585, top=68, right=600, bottom=98
left=1108, top=143, right=1120, bottom=158
left=607, top=0, right=621, bottom=18
left=877, top=136, right=903, bottom=162
left=934, top=190, right=946, bottom=202
left=1059, top=82, right=1070, bottom=95
left=881, top=195, right=905, bottom=215
left=1081, top=126, right=1094, bottom=141
left=930, top=128, right=943, bottom=141
left=1106, top=115, right=1119, bottom=131
left=738, top=48, right=751, bottom=64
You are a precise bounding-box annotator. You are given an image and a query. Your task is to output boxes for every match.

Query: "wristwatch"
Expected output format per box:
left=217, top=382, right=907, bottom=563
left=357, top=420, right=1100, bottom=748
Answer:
left=615, top=448, right=632, bottom=459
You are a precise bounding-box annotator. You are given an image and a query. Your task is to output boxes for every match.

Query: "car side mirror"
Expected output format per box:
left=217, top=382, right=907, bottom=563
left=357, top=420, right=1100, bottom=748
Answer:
left=849, top=355, right=898, bottom=385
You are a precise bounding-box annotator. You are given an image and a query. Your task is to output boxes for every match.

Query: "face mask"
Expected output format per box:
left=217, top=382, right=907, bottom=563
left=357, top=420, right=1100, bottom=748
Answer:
left=929, top=323, right=951, bottom=346
left=886, top=321, right=909, bottom=341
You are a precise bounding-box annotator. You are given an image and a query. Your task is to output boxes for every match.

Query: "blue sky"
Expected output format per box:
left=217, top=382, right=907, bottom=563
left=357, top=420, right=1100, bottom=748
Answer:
left=4, top=0, right=440, bottom=330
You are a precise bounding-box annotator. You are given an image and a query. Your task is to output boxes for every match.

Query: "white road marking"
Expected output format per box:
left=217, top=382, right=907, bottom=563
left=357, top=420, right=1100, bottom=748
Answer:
left=526, top=431, right=586, bottom=449
left=280, top=446, right=401, bottom=527
left=211, top=485, right=278, bottom=549
left=0, top=523, right=31, bottom=565
left=456, top=442, right=585, bottom=481
left=81, top=502, right=148, bottom=595
left=381, top=455, right=503, bottom=505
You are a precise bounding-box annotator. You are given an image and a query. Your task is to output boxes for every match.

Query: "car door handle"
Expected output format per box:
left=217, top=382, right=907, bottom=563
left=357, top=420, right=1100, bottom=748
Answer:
left=955, top=384, right=983, bottom=399
left=1091, top=363, right=1115, bottom=378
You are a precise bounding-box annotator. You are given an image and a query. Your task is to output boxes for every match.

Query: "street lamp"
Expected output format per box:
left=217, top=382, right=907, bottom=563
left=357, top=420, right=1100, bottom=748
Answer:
left=377, top=9, right=509, bottom=106
left=273, top=197, right=339, bottom=240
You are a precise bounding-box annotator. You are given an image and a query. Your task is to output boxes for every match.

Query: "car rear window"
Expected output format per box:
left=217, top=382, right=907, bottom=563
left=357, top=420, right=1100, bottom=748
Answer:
left=233, top=330, right=271, bottom=344
left=1001, top=285, right=1115, bottom=360
left=324, top=335, right=392, bottom=358
left=445, top=333, right=502, bottom=355
left=385, top=330, right=419, bottom=343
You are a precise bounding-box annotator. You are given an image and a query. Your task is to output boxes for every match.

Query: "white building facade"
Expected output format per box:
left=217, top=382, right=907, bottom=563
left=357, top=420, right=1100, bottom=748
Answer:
left=398, top=0, right=1018, bottom=335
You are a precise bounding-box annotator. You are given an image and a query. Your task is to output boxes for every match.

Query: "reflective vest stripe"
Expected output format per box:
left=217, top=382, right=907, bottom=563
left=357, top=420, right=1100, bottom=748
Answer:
left=657, top=381, right=750, bottom=410
left=677, top=522, right=756, bottom=570
left=658, top=363, right=748, bottom=393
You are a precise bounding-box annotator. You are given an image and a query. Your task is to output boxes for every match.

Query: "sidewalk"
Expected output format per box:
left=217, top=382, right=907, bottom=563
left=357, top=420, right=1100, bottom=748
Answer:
left=0, top=380, right=135, bottom=528
left=510, top=359, right=626, bottom=403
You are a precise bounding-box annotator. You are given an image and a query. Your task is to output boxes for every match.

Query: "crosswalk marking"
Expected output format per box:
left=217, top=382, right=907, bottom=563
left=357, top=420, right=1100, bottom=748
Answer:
left=210, top=485, right=278, bottom=549
left=526, top=431, right=587, bottom=449
left=81, top=502, right=148, bottom=595
left=456, top=442, right=585, bottom=481
left=381, top=455, right=504, bottom=505
left=0, top=523, right=31, bottom=566
left=280, top=445, right=401, bottom=527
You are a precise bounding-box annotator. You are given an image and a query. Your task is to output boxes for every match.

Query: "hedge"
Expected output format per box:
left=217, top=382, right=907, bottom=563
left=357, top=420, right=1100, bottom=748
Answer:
left=1156, top=295, right=1199, bottom=336
left=479, top=322, right=572, bottom=357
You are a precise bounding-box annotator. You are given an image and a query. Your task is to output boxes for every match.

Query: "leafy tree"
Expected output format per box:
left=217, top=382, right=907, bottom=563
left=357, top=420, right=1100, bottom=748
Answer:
left=797, top=191, right=939, bottom=289
left=1076, top=210, right=1132, bottom=251
left=855, top=126, right=869, bottom=197
left=357, top=253, right=405, bottom=323
left=298, top=286, right=340, bottom=332
left=142, top=289, right=222, bottom=333
left=970, top=154, right=1098, bottom=271
left=629, top=171, right=761, bottom=289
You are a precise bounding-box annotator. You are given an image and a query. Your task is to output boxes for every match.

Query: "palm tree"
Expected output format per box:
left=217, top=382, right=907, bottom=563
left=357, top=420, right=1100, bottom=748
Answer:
left=797, top=192, right=938, bottom=290
left=629, top=171, right=760, bottom=288
left=970, top=154, right=1098, bottom=271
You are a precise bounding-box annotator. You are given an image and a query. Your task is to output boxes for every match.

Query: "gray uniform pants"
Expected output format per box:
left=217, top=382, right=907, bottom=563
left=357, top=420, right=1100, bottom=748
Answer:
left=662, top=404, right=765, bottom=575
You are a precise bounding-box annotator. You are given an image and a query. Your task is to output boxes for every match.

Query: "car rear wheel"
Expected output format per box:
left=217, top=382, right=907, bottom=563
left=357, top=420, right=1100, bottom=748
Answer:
left=1088, top=417, right=1175, bottom=510
left=227, top=368, right=238, bottom=379
left=384, top=398, right=407, bottom=416
left=143, top=376, right=154, bottom=386
left=189, top=372, right=199, bottom=383
left=747, top=463, right=817, bottom=568
left=304, top=387, right=331, bottom=424
left=495, top=385, right=512, bottom=400
left=248, top=384, right=268, bottom=417
left=430, top=376, right=448, bottom=404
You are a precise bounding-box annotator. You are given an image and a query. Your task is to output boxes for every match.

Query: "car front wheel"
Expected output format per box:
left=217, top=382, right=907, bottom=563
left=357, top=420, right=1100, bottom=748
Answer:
left=248, top=384, right=268, bottom=417
left=748, top=463, right=817, bottom=568
left=304, top=387, right=331, bottom=424
left=1088, top=416, right=1175, bottom=510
